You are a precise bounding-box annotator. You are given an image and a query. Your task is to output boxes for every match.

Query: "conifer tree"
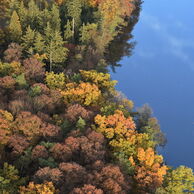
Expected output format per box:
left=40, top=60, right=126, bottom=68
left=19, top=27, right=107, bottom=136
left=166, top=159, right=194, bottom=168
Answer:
left=66, top=0, right=82, bottom=37
left=64, top=20, right=73, bottom=42
left=22, top=25, right=35, bottom=56
left=9, top=10, right=22, bottom=42
left=18, top=1, right=27, bottom=28
left=50, top=4, right=61, bottom=31
left=44, top=23, right=68, bottom=71
left=34, top=32, right=45, bottom=54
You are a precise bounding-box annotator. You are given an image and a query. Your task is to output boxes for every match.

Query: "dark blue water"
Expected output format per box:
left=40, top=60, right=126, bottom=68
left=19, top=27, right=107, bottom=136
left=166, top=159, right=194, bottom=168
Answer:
left=111, top=0, right=194, bottom=169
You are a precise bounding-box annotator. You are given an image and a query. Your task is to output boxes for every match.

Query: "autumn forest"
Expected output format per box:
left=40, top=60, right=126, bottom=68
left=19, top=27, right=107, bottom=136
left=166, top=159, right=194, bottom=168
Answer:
left=0, top=0, right=194, bottom=193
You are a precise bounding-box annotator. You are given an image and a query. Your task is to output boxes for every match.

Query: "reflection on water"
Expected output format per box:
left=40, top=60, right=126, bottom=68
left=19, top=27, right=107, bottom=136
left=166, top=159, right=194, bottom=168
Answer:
left=111, top=0, right=194, bottom=169
left=105, top=0, right=142, bottom=71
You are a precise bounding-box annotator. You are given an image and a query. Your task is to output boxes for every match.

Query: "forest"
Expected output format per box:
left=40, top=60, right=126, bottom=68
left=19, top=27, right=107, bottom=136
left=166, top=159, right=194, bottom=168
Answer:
left=0, top=0, right=194, bottom=193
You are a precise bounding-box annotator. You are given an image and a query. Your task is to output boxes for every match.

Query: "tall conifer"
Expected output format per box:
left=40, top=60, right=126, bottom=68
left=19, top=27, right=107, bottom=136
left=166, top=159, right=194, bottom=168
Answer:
left=9, top=10, right=22, bottom=42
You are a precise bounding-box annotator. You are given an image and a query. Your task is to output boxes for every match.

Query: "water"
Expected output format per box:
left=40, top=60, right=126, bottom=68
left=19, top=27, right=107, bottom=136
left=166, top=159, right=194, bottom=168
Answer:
left=111, top=0, right=194, bottom=169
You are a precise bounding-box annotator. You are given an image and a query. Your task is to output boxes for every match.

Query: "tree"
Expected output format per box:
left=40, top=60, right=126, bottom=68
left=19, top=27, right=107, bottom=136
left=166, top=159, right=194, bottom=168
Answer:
left=64, top=20, right=73, bottom=42
left=66, top=0, right=82, bottom=38
left=0, top=163, right=25, bottom=193
left=61, top=82, right=102, bottom=106
left=9, top=10, right=22, bottom=42
left=70, top=184, right=103, bottom=194
left=22, top=25, right=36, bottom=56
left=50, top=4, right=61, bottom=31
left=4, top=43, right=22, bottom=63
left=44, top=23, right=68, bottom=71
left=19, top=182, right=56, bottom=194
left=45, top=71, right=65, bottom=89
left=34, top=32, right=45, bottom=54
left=156, top=166, right=194, bottom=194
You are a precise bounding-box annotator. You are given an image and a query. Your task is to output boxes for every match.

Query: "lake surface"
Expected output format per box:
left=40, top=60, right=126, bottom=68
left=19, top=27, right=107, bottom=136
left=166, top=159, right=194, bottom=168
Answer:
left=111, top=0, right=194, bottom=169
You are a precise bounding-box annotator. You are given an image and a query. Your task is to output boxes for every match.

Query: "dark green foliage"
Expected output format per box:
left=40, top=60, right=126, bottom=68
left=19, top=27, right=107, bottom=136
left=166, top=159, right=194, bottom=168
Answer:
left=0, top=163, right=26, bottom=194
left=38, top=157, right=57, bottom=168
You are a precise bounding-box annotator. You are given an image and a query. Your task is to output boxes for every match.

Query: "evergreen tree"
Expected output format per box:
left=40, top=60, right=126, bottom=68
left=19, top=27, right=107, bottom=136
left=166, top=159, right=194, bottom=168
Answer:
left=22, top=25, right=36, bottom=56
left=44, top=23, right=68, bottom=71
left=34, top=32, right=45, bottom=54
left=66, top=0, right=82, bottom=37
left=26, top=0, right=41, bottom=30
left=9, top=10, right=22, bottom=42
left=50, top=4, right=61, bottom=31
left=64, top=19, right=73, bottom=41
left=18, top=1, right=27, bottom=29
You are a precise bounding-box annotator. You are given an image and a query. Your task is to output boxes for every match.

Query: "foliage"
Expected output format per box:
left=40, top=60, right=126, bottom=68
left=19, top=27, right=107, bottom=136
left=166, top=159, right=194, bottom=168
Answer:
left=0, top=1, right=190, bottom=194
left=45, top=71, right=65, bottom=89
left=9, top=10, right=22, bottom=42
left=156, top=166, right=194, bottom=194
left=15, top=73, right=28, bottom=89
left=29, top=85, right=42, bottom=97
left=61, top=82, right=102, bottom=106
left=80, top=70, right=117, bottom=91
left=19, top=181, right=56, bottom=194
left=76, top=117, right=86, bottom=130
left=0, top=163, right=25, bottom=194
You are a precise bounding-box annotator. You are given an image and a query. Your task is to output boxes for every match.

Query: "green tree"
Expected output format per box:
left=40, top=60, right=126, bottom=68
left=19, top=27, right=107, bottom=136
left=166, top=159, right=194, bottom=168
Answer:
left=9, top=10, right=22, bottom=42
left=34, top=32, right=45, bottom=54
left=22, top=25, right=36, bottom=56
left=79, top=23, right=98, bottom=44
left=18, top=1, right=28, bottom=29
left=64, top=19, right=73, bottom=41
left=66, top=0, right=82, bottom=38
left=76, top=117, right=86, bottom=130
left=50, top=3, right=61, bottom=31
left=156, top=166, right=194, bottom=194
left=0, top=163, right=25, bottom=193
left=44, top=23, right=68, bottom=71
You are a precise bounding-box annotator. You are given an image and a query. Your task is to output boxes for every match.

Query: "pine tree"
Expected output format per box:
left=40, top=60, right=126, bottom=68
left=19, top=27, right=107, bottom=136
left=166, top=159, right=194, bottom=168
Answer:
left=22, top=25, right=35, bottom=56
left=64, top=19, right=73, bottom=41
left=34, top=32, right=45, bottom=54
left=9, top=10, right=22, bottom=42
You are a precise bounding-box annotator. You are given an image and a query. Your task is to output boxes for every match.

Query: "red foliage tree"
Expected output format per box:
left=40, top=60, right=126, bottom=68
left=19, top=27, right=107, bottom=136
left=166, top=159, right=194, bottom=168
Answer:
left=70, top=184, right=104, bottom=194
left=4, top=43, right=22, bottom=63
left=23, top=57, right=45, bottom=83
left=65, top=104, right=94, bottom=122
left=32, top=145, right=49, bottom=160
left=33, top=167, right=63, bottom=186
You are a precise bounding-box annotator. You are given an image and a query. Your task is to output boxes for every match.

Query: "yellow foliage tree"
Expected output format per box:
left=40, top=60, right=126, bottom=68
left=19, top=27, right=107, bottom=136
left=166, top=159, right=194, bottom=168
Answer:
left=19, top=182, right=56, bottom=194
left=0, top=109, right=13, bottom=145
left=45, top=71, right=65, bottom=89
left=61, top=82, right=102, bottom=106
left=80, top=70, right=117, bottom=91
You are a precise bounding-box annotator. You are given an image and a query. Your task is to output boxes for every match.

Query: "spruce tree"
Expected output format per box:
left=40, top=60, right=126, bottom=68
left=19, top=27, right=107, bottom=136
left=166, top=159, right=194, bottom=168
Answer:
left=9, top=10, right=22, bottom=42
left=64, top=20, right=73, bottom=42
left=34, top=32, right=45, bottom=54
left=44, top=23, right=68, bottom=71
left=66, top=0, right=82, bottom=36
left=50, top=4, right=61, bottom=31
left=22, top=25, right=35, bottom=56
